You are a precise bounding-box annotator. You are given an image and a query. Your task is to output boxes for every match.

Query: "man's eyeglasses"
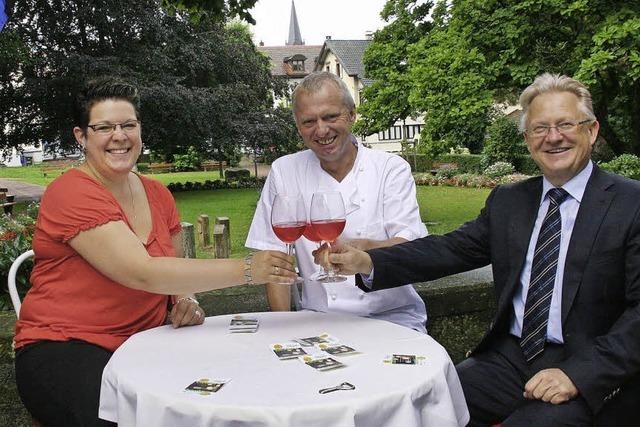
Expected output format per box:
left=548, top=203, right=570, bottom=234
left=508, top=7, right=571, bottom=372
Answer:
left=525, top=119, right=593, bottom=139
left=87, top=120, right=140, bottom=135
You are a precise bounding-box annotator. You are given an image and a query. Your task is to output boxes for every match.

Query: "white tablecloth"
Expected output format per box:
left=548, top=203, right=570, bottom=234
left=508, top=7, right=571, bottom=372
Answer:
left=99, top=311, right=469, bottom=427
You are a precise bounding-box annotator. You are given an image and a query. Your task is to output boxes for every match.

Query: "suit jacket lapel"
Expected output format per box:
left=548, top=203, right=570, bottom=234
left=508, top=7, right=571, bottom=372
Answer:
left=562, top=166, right=615, bottom=324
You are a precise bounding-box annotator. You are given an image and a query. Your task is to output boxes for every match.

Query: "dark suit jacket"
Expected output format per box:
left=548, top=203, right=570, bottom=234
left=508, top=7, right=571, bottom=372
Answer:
left=366, top=165, right=640, bottom=414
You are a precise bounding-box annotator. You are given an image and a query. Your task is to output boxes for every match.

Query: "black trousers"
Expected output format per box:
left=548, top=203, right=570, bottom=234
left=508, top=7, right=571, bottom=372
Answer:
left=456, top=334, right=638, bottom=427
left=15, top=340, right=117, bottom=427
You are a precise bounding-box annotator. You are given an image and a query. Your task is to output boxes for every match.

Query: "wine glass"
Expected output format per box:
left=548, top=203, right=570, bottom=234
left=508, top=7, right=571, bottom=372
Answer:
left=271, top=193, right=306, bottom=284
left=303, top=222, right=327, bottom=281
left=310, top=191, right=346, bottom=283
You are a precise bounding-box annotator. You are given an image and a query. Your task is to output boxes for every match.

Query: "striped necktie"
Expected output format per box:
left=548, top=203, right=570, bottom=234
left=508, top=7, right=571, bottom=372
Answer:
left=520, top=188, right=570, bottom=362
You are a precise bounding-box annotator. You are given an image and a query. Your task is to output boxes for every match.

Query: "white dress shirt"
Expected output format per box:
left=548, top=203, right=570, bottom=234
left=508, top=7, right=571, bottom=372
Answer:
left=246, top=141, right=428, bottom=332
left=510, top=161, right=594, bottom=343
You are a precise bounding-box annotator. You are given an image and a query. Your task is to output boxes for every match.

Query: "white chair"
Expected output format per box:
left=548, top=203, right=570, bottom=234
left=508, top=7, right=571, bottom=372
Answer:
left=8, top=249, right=34, bottom=318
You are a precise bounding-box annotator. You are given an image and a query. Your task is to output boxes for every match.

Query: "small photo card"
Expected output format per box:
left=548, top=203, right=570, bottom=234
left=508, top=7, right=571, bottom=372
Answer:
left=294, top=333, right=339, bottom=347
left=229, top=315, right=259, bottom=333
left=270, top=342, right=308, bottom=360
left=299, top=353, right=346, bottom=371
left=184, top=378, right=229, bottom=396
left=383, top=354, right=426, bottom=365
left=315, top=343, right=359, bottom=356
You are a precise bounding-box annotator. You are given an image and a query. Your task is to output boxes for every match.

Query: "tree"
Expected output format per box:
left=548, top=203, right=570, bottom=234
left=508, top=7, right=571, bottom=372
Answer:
left=408, top=14, right=493, bottom=156
left=358, top=0, right=640, bottom=156
left=442, top=0, right=640, bottom=155
left=0, top=0, right=286, bottom=164
left=352, top=0, right=433, bottom=137
left=163, top=0, right=258, bottom=24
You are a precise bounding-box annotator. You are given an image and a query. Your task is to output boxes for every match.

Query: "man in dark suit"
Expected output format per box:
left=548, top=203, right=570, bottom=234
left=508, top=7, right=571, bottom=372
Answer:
left=329, top=73, right=640, bottom=426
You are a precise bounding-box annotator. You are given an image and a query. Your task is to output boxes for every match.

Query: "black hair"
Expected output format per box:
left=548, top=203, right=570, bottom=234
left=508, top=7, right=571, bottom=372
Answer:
left=75, top=77, right=140, bottom=130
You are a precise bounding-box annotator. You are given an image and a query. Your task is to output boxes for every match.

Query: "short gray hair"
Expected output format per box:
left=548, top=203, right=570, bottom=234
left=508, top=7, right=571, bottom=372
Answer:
left=519, top=73, right=596, bottom=132
left=291, top=72, right=356, bottom=115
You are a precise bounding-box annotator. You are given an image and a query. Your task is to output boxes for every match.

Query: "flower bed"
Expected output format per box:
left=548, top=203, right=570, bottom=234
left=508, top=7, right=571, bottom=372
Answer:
left=1, top=203, right=39, bottom=311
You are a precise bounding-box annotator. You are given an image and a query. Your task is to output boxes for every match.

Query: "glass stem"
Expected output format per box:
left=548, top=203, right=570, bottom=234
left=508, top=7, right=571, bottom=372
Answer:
left=325, top=241, right=335, bottom=277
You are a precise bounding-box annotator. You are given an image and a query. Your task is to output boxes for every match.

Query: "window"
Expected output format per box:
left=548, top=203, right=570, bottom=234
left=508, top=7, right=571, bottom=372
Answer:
left=336, top=63, right=341, bottom=77
left=291, top=60, right=304, bottom=71
left=378, top=126, right=402, bottom=141
left=404, top=125, right=422, bottom=139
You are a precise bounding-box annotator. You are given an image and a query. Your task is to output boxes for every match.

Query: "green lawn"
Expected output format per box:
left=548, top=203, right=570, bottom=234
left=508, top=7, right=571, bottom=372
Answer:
left=173, top=185, right=490, bottom=259
left=417, top=186, right=490, bottom=234
left=0, top=164, right=65, bottom=186
left=0, top=165, right=225, bottom=186
left=173, top=188, right=260, bottom=259
left=144, top=170, right=225, bottom=185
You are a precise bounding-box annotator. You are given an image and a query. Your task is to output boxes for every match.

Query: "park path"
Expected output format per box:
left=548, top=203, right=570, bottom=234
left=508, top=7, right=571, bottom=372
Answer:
left=0, top=179, right=44, bottom=202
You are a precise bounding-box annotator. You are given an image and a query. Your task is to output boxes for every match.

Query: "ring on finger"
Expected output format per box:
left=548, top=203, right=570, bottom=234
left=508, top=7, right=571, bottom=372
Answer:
left=274, top=266, right=280, bottom=275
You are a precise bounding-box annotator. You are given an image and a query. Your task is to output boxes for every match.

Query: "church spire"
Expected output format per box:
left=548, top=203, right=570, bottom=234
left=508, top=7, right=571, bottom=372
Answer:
left=286, top=0, right=304, bottom=45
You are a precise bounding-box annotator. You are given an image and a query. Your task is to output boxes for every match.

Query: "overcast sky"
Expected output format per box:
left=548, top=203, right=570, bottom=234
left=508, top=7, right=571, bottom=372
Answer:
left=249, top=0, right=389, bottom=46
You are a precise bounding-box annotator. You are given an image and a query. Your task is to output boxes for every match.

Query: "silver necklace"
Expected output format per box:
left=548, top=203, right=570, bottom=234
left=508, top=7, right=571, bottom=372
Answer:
left=127, top=174, right=137, bottom=224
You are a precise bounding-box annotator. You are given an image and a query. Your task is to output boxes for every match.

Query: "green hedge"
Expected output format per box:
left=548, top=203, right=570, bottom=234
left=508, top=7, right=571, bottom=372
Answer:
left=401, top=154, right=433, bottom=172
left=439, top=154, right=483, bottom=174
left=167, top=177, right=265, bottom=192
left=514, top=155, right=540, bottom=176
left=401, top=154, right=482, bottom=174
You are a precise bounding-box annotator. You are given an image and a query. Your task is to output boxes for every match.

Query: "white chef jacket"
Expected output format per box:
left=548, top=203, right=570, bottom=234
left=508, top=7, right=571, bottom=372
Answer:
left=246, top=141, right=428, bottom=332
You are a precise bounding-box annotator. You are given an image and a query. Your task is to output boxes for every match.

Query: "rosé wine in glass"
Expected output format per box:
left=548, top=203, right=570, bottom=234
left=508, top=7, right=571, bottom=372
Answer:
left=310, top=191, right=347, bottom=283
left=271, top=194, right=305, bottom=285
left=273, top=222, right=306, bottom=243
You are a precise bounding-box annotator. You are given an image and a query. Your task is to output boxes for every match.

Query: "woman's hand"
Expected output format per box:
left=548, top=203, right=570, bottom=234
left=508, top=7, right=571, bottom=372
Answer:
left=169, top=296, right=205, bottom=328
left=252, top=250, right=296, bottom=284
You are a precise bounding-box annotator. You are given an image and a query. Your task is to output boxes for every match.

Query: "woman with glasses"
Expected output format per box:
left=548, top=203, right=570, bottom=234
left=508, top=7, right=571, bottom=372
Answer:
left=13, top=77, right=296, bottom=427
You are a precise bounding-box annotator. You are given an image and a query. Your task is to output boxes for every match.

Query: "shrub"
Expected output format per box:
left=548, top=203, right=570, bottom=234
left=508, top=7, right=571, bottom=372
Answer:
left=173, top=146, right=202, bottom=172
left=136, top=162, right=150, bottom=173
left=225, top=168, right=251, bottom=181
left=484, top=161, right=515, bottom=179
left=439, top=154, right=483, bottom=174
left=481, top=117, right=527, bottom=169
left=166, top=177, right=265, bottom=193
left=400, top=154, right=434, bottom=173
left=514, top=155, right=540, bottom=175
left=498, top=173, right=530, bottom=185
left=435, top=167, right=458, bottom=180
left=600, top=154, right=640, bottom=180
left=1, top=203, right=39, bottom=311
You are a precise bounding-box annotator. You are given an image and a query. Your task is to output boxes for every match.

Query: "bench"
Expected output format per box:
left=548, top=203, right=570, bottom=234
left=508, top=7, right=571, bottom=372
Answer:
left=429, top=162, right=458, bottom=175
left=148, top=163, right=174, bottom=174
left=0, top=191, right=16, bottom=215
left=202, top=160, right=227, bottom=171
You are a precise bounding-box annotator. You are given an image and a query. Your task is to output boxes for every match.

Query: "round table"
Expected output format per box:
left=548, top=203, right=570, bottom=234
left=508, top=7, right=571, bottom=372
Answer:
left=99, top=311, right=469, bottom=427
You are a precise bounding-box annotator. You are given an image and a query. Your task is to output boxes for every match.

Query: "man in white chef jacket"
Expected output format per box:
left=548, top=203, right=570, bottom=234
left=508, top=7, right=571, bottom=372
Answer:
left=245, top=71, right=428, bottom=332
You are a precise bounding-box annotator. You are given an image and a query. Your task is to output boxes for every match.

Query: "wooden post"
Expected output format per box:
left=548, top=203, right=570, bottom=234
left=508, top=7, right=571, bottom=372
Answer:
left=197, top=214, right=211, bottom=248
left=181, top=222, right=196, bottom=258
left=215, top=217, right=231, bottom=253
left=213, top=224, right=230, bottom=258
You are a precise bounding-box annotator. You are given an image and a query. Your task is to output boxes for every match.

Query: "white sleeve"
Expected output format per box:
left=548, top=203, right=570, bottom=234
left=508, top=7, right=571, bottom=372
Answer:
left=382, top=156, right=428, bottom=241
left=245, top=164, right=288, bottom=252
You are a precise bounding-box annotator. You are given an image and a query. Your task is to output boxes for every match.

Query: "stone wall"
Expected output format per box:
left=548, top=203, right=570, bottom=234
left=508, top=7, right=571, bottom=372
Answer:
left=0, top=277, right=496, bottom=425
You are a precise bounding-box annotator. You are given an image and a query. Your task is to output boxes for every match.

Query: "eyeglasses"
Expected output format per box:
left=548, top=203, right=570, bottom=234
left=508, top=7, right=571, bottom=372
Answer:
left=87, top=120, right=140, bottom=135
left=525, top=119, right=593, bottom=139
